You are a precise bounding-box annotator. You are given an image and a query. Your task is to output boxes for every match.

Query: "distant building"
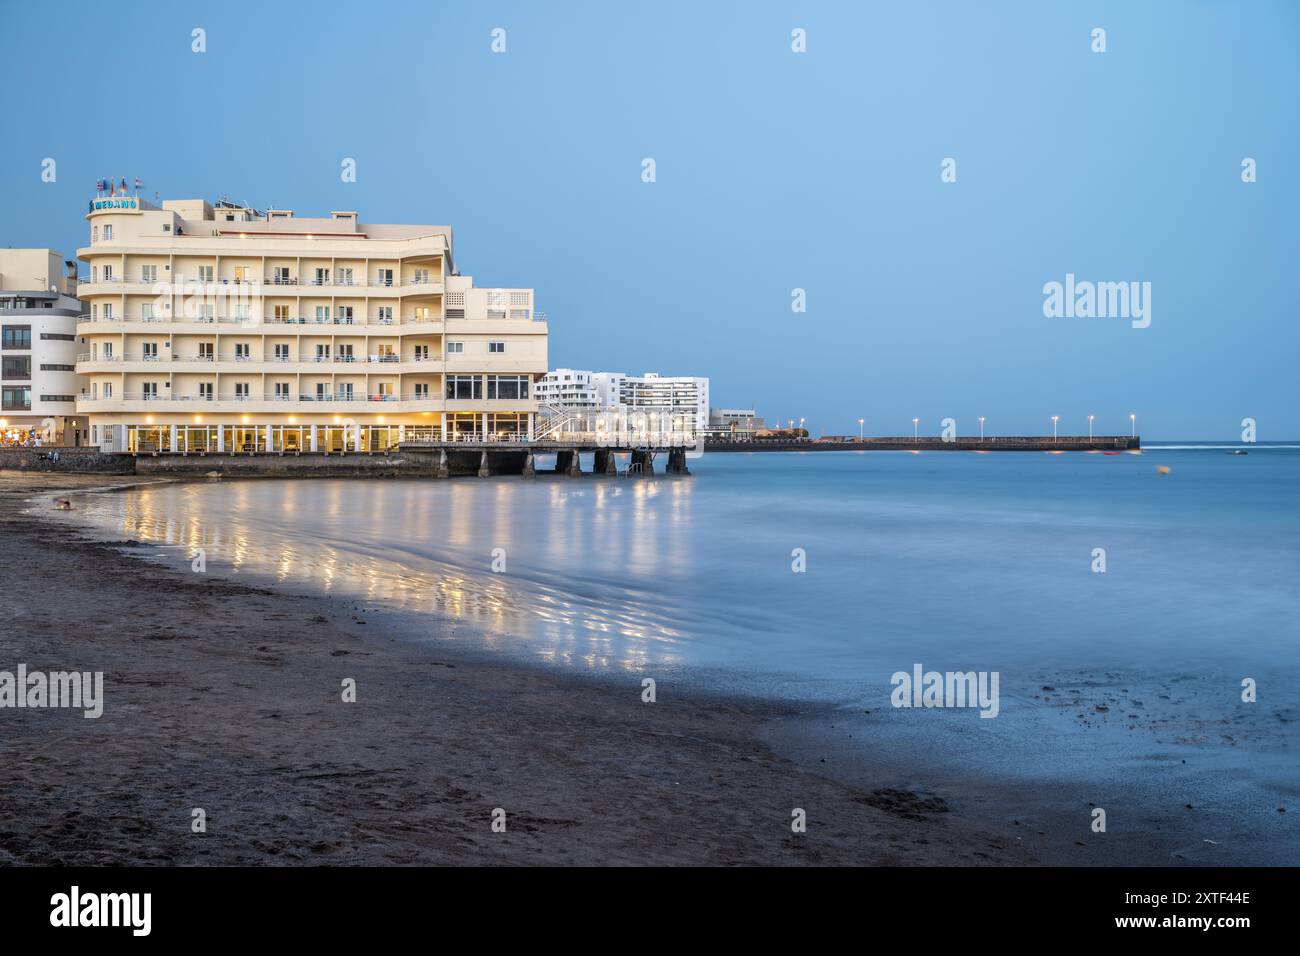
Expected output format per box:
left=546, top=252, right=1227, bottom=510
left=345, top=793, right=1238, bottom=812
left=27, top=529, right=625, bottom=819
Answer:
left=0, top=250, right=85, bottom=445
left=536, top=369, right=709, bottom=432
left=707, top=407, right=765, bottom=437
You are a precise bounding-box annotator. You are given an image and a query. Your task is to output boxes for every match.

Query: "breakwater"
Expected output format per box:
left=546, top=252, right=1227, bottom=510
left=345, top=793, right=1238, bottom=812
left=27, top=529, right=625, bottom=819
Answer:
left=705, top=436, right=1140, bottom=452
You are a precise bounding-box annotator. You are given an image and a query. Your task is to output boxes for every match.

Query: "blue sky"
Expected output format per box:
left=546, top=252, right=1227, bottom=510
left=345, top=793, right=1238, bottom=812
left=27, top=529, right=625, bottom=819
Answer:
left=2, top=0, right=1296, bottom=439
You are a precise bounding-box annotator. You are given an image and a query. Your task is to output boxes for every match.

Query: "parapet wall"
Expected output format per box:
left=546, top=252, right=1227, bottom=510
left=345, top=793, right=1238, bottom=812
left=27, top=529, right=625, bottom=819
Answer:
left=0, top=446, right=135, bottom=474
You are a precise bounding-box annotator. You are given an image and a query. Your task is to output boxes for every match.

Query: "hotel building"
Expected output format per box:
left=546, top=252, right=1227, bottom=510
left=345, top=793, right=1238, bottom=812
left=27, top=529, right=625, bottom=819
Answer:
left=0, top=249, right=85, bottom=445
left=76, top=195, right=546, bottom=453
left=535, top=369, right=709, bottom=433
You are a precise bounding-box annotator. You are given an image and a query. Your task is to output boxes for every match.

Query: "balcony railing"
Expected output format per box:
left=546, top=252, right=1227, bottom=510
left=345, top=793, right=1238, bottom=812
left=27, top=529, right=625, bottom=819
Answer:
left=80, top=275, right=444, bottom=290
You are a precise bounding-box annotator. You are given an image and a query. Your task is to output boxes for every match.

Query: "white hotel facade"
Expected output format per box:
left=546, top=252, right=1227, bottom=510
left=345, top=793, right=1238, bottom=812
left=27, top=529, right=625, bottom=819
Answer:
left=76, top=195, right=547, bottom=453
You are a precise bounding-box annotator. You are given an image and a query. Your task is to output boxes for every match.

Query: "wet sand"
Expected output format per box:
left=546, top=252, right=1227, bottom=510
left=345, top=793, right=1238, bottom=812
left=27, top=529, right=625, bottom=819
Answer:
left=0, top=472, right=1058, bottom=866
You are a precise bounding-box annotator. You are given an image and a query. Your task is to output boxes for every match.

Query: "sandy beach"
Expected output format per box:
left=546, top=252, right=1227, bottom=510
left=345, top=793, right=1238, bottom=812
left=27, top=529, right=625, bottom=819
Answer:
left=0, top=472, right=1051, bottom=866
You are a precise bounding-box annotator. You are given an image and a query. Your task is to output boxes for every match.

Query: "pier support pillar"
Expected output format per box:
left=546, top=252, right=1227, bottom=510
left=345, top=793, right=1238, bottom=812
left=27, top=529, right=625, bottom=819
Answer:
left=666, top=447, right=690, bottom=475
left=555, top=449, right=582, bottom=476
left=631, top=449, right=654, bottom=476
left=477, top=450, right=491, bottom=478
left=594, top=448, right=617, bottom=476
left=309, top=425, right=318, bottom=452
left=522, top=452, right=536, bottom=477
left=436, top=448, right=450, bottom=479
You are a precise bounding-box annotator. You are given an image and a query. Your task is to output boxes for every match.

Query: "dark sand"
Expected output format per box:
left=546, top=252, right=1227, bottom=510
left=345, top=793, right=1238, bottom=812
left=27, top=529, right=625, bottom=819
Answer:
left=1, top=472, right=1046, bottom=866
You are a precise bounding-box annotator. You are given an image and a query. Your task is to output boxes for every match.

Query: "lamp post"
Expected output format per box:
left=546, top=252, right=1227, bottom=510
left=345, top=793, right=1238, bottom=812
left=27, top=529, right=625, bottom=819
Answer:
left=1130, top=413, right=1136, bottom=438
left=857, top=418, right=864, bottom=440
left=978, top=416, right=985, bottom=441
left=912, top=418, right=919, bottom=440
left=1052, top=415, right=1059, bottom=442
left=1088, top=415, right=1094, bottom=441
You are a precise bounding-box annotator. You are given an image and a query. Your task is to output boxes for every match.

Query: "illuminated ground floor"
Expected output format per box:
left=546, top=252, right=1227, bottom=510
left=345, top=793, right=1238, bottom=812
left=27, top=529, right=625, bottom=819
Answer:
left=0, top=415, right=87, bottom=447
left=87, top=412, right=535, bottom=453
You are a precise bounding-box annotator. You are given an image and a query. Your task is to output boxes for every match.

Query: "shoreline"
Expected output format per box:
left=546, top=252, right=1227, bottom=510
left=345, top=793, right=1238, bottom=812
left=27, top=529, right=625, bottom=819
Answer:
left=0, top=472, right=1039, bottom=865
left=1, top=471, right=1273, bottom=866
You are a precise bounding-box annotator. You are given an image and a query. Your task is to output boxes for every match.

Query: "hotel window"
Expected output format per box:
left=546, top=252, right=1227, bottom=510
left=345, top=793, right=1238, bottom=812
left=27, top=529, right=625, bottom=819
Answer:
left=273, top=267, right=292, bottom=285
left=376, top=306, right=393, bottom=324
left=103, top=303, right=114, bottom=319
left=142, top=343, right=159, bottom=361
left=233, top=304, right=250, bottom=321
left=487, top=375, right=529, bottom=400
left=198, top=382, right=213, bottom=401
left=446, top=341, right=463, bottom=355
left=315, top=306, right=330, bottom=323
left=1, top=386, right=31, bottom=411
left=198, top=343, right=214, bottom=361
left=103, top=382, right=113, bottom=399
left=273, top=305, right=290, bottom=322
left=140, top=303, right=154, bottom=320
left=92, top=226, right=98, bottom=241
left=103, top=342, right=114, bottom=359
left=315, top=382, right=329, bottom=401
left=142, top=382, right=158, bottom=400
left=412, top=344, right=429, bottom=361
left=234, top=343, right=251, bottom=361
left=2, top=326, right=31, bottom=349
left=337, top=268, right=354, bottom=286
left=274, top=382, right=290, bottom=400
left=314, top=268, right=330, bottom=286
left=489, top=341, right=505, bottom=354
left=234, top=266, right=251, bottom=284
left=197, top=304, right=214, bottom=322
left=445, top=375, right=482, bottom=400
left=412, top=268, right=430, bottom=285
left=274, top=344, right=290, bottom=361
left=103, top=225, right=113, bottom=240
left=314, top=344, right=330, bottom=362
left=198, top=266, right=213, bottom=282
left=234, top=383, right=250, bottom=400
left=2, top=356, right=31, bottom=379
left=102, top=264, right=114, bottom=280
left=412, top=306, right=432, bottom=323
left=376, top=268, right=393, bottom=287
left=413, top=383, right=430, bottom=399
left=141, top=265, right=158, bottom=283
left=337, top=306, right=354, bottom=325
left=336, top=383, right=354, bottom=401
left=40, top=332, right=75, bottom=341
left=337, top=344, right=354, bottom=362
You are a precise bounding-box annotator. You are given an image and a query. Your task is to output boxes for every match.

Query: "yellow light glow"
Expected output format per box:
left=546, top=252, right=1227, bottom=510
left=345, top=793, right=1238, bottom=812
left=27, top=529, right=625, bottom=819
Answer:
left=241, top=415, right=250, bottom=423
left=193, top=415, right=202, bottom=423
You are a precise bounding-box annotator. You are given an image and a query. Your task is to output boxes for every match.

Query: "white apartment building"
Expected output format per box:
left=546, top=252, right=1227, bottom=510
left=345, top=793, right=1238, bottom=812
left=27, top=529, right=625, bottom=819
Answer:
left=76, top=194, right=547, bottom=452
left=536, top=369, right=709, bottom=432
left=0, top=250, right=85, bottom=445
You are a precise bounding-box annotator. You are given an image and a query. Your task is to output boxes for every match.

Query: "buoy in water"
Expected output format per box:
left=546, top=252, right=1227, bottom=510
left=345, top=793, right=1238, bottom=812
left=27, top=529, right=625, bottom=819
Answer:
left=1156, top=465, right=1171, bottom=475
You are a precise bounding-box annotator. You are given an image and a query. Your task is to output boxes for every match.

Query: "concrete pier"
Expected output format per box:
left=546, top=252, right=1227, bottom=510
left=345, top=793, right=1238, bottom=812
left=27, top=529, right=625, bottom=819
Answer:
left=665, top=448, right=690, bottom=475
left=555, top=449, right=582, bottom=476
left=436, top=449, right=450, bottom=478
left=477, top=450, right=492, bottom=478
left=631, top=449, right=655, bottom=475
left=522, top=453, right=536, bottom=477
left=594, top=448, right=618, bottom=475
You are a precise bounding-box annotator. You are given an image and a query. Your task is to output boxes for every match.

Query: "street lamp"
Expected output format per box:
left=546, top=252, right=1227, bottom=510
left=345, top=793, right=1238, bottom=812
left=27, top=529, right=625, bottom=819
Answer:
left=857, top=418, right=864, bottom=440
left=1052, top=415, right=1059, bottom=441
left=912, top=418, right=919, bottom=440
left=1130, top=413, right=1136, bottom=438
left=1088, top=415, right=1095, bottom=440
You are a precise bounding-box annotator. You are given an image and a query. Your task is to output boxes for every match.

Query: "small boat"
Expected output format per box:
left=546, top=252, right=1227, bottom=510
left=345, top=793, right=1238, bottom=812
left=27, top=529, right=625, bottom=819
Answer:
left=1102, top=451, right=1121, bottom=455
left=1228, top=449, right=1248, bottom=455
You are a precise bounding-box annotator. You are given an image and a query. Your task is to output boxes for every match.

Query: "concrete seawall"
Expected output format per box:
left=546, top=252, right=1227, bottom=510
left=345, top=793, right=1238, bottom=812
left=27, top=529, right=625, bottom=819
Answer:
left=0, top=446, right=135, bottom=475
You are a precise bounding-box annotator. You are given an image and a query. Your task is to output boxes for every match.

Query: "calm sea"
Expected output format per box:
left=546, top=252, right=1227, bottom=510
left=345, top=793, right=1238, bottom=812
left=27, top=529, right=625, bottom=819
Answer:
left=50, top=443, right=1300, bottom=860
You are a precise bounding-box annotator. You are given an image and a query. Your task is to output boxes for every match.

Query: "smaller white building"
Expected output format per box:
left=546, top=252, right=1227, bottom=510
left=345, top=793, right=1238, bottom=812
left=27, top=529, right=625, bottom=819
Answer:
left=536, top=369, right=709, bottom=432
left=0, top=250, right=85, bottom=445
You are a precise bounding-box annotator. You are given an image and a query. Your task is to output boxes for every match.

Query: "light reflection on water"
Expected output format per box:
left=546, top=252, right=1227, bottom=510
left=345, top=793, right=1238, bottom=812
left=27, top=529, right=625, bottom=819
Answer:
left=85, top=476, right=697, bottom=674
